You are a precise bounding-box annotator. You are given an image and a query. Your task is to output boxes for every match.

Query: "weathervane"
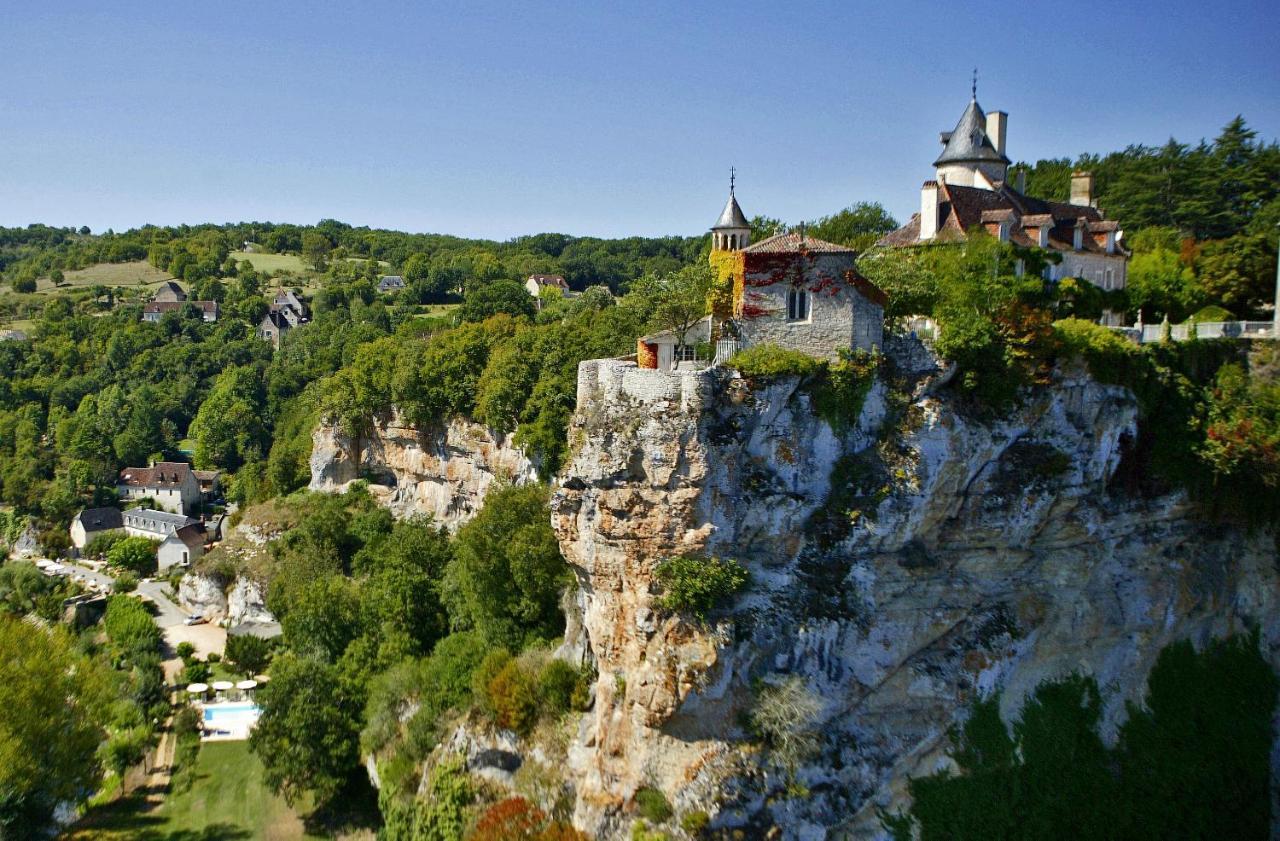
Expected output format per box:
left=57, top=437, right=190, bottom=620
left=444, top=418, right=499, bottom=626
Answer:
left=730, top=166, right=736, bottom=195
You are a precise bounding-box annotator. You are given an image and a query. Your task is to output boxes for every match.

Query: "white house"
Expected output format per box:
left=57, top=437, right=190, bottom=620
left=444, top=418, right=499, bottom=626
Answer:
left=117, top=462, right=203, bottom=514
left=158, top=523, right=206, bottom=572
left=879, top=93, right=1129, bottom=323
left=70, top=508, right=123, bottom=552
left=525, top=274, right=569, bottom=298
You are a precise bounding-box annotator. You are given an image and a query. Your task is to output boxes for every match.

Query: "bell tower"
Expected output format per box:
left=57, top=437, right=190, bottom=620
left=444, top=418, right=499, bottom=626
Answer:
left=710, top=168, right=750, bottom=252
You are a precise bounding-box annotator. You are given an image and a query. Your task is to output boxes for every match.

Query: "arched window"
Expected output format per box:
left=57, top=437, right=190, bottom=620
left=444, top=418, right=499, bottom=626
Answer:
left=786, top=287, right=809, bottom=322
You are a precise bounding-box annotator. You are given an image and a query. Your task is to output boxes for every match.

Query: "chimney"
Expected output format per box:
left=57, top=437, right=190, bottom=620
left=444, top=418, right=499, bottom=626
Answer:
left=1015, top=169, right=1026, bottom=193
left=985, top=111, right=1008, bottom=156
left=920, top=181, right=940, bottom=241
left=1070, top=171, right=1095, bottom=207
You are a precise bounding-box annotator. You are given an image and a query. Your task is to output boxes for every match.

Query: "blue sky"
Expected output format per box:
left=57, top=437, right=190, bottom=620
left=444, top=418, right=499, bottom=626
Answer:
left=1, top=0, right=1277, bottom=239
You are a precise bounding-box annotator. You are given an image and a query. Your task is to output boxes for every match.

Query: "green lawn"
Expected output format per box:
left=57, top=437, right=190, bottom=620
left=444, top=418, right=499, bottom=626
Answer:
left=229, top=250, right=308, bottom=275
left=43, top=261, right=178, bottom=292
left=65, top=742, right=323, bottom=841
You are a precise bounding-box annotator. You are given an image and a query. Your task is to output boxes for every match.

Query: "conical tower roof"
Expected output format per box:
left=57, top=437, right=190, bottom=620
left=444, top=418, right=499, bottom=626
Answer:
left=712, top=192, right=749, bottom=230
left=933, top=98, right=1009, bottom=167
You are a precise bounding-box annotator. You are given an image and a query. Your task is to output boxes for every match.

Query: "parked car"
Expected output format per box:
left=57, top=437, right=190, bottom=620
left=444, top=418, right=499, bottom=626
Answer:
left=184, top=614, right=207, bottom=626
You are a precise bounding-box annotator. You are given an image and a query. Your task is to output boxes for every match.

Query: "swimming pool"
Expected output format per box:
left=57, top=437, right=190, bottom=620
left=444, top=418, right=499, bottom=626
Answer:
left=203, top=703, right=259, bottom=723
left=201, top=702, right=261, bottom=739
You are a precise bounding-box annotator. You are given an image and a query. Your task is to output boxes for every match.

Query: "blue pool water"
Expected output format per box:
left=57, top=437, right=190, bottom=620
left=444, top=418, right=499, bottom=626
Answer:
left=203, top=703, right=259, bottom=723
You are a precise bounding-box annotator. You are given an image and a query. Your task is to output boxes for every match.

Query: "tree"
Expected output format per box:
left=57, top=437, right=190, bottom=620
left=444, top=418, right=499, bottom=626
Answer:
left=106, top=536, right=158, bottom=575
left=631, top=262, right=714, bottom=356
left=224, top=633, right=274, bottom=676
left=0, top=615, right=107, bottom=834
left=249, top=652, right=362, bottom=806
left=805, top=202, right=898, bottom=250
left=460, top=280, right=536, bottom=322
left=189, top=365, right=267, bottom=470
left=444, top=484, right=570, bottom=650
left=1195, top=232, right=1277, bottom=316
left=301, top=231, right=332, bottom=272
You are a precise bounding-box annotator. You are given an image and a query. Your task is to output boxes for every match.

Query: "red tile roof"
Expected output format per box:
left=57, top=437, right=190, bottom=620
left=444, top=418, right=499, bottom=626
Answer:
left=742, top=232, right=856, bottom=254
left=119, top=462, right=194, bottom=489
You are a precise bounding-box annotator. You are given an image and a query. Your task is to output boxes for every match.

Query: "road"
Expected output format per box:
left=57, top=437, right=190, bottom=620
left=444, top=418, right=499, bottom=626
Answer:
left=56, top=560, right=227, bottom=664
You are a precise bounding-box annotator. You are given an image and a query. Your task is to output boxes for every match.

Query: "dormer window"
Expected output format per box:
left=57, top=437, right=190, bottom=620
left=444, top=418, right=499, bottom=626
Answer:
left=786, top=288, right=810, bottom=322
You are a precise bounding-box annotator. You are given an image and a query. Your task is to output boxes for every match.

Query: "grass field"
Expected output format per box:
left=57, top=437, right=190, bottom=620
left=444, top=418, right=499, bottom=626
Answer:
left=64, top=742, right=324, bottom=841
left=41, top=261, right=178, bottom=293
left=229, top=251, right=308, bottom=275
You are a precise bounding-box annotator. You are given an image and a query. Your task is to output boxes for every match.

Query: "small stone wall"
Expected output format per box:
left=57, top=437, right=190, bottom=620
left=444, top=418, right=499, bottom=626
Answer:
left=575, top=358, right=716, bottom=415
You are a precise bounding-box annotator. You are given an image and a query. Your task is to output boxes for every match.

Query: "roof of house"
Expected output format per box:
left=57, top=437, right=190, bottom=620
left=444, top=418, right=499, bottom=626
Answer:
left=378, top=275, right=406, bottom=289
left=934, top=98, right=1010, bottom=167
left=527, top=274, right=568, bottom=288
left=274, top=290, right=305, bottom=311
left=261, top=309, right=292, bottom=330
left=154, top=280, right=187, bottom=299
left=165, top=522, right=206, bottom=550
left=193, top=470, right=220, bottom=484
left=742, top=231, right=857, bottom=254
left=119, top=461, right=196, bottom=489
left=74, top=507, right=123, bottom=532
left=878, top=181, right=1125, bottom=256
left=143, top=301, right=218, bottom=315
left=123, top=508, right=195, bottom=529
left=713, top=193, right=750, bottom=229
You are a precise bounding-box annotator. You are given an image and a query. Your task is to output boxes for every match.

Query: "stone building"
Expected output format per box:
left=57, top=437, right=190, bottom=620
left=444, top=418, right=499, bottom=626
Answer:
left=142, top=300, right=219, bottom=323
left=70, top=507, right=123, bottom=552
left=880, top=94, right=1129, bottom=321
left=638, top=184, right=885, bottom=369
left=152, top=281, right=187, bottom=303
left=117, top=461, right=204, bottom=514
left=158, top=522, right=206, bottom=571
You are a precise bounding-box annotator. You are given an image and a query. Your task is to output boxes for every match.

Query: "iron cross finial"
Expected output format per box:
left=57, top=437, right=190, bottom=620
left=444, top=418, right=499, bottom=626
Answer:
left=730, top=166, right=736, bottom=194
left=972, top=68, right=978, bottom=99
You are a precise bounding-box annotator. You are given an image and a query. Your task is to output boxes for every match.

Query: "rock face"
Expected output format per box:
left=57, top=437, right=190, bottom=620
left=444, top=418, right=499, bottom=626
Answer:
left=178, top=571, right=272, bottom=624
left=310, top=409, right=537, bottom=529
left=551, top=350, right=1280, bottom=839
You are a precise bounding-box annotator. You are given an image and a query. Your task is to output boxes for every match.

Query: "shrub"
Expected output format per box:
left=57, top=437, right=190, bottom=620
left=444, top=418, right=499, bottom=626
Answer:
left=106, top=536, right=158, bottom=575
left=83, top=531, right=124, bottom=558
left=486, top=659, right=540, bottom=735
left=470, top=796, right=545, bottom=840
left=206, top=652, right=220, bottom=664
left=654, top=556, right=749, bottom=622
left=417, top=756, right=474, bottom=841
left=679, top=811, right=710, bottom=835
left=472, top=648, right=514, bottom=717
left=112, top=571, right=138, bottom=593
left=810, top=348, right=879, bottom=430
left=537, top=659, right=581, bottom=715
left=634, top=787, right=672, bottom=823
left=750, top=676, right=822, bottom=772
left=175, top=642, right=196, bottom=661
left=729, top=343, right=821, bottom=379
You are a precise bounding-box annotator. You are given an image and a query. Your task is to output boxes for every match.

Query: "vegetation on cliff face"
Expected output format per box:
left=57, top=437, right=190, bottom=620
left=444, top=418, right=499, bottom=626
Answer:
left=884, top=632, right=1278, bottom=841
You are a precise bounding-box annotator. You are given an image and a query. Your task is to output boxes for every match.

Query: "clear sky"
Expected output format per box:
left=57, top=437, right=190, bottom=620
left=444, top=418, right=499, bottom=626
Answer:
left=2, top=0, right=1277, bottom=240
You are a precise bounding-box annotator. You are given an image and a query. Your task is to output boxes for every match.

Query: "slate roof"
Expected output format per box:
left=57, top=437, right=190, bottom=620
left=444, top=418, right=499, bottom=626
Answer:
left=713, top=193, right=750, bottom=229
left=123, top=508, right=195, bottom=531
left=154, top=281, right=187, bottom=301
left=143, top=301, right=218, bottom=315
left=378, top=275, right=406, bottom=290
left=934, top=99, right=1010, bottom=167
left=528, top=274, right=569, bottom=289
left=742, top=232, right=856, bottom=254
left=877, top=181, right=1125, bottom=257
left=119, top=461, right=195, bottom=489
left=74, top=507, right=123, bottom=533
left=166, top=522, right=206, bottom=550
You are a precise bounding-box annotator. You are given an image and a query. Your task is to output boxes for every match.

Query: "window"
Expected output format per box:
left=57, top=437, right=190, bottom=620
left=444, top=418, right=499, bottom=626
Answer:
left=786, top=287, right=810, bottom=322
left=1105, top=269, right=1114, bottom=290
left=676, top=345, right=698, bottom=362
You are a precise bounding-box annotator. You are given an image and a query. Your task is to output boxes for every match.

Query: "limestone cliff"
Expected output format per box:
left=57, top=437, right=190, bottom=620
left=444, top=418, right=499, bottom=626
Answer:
left=310, top=409, right=537, bottom=529
left=551, top=343, right=1280, bottom=839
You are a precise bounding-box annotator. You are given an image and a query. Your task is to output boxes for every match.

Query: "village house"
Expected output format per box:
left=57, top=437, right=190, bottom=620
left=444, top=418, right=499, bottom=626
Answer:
left=258, top=290, right=308, bottom=348
left=158, top=522, right=207, bottom=571
left=879, top=93, right=1129, bottom=323
left=70, top=507, right=124, bottom=552
left=378, top=275, right=406, bottom=293
left=152, top=280, right=187, bottom=303
left=526, top=274, right=569, bottom=298
left=116, top=461, right=204, bottom=514
left=143, top=300, right=219, bottom=323
left=639, top=184, right=886, bottom=370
